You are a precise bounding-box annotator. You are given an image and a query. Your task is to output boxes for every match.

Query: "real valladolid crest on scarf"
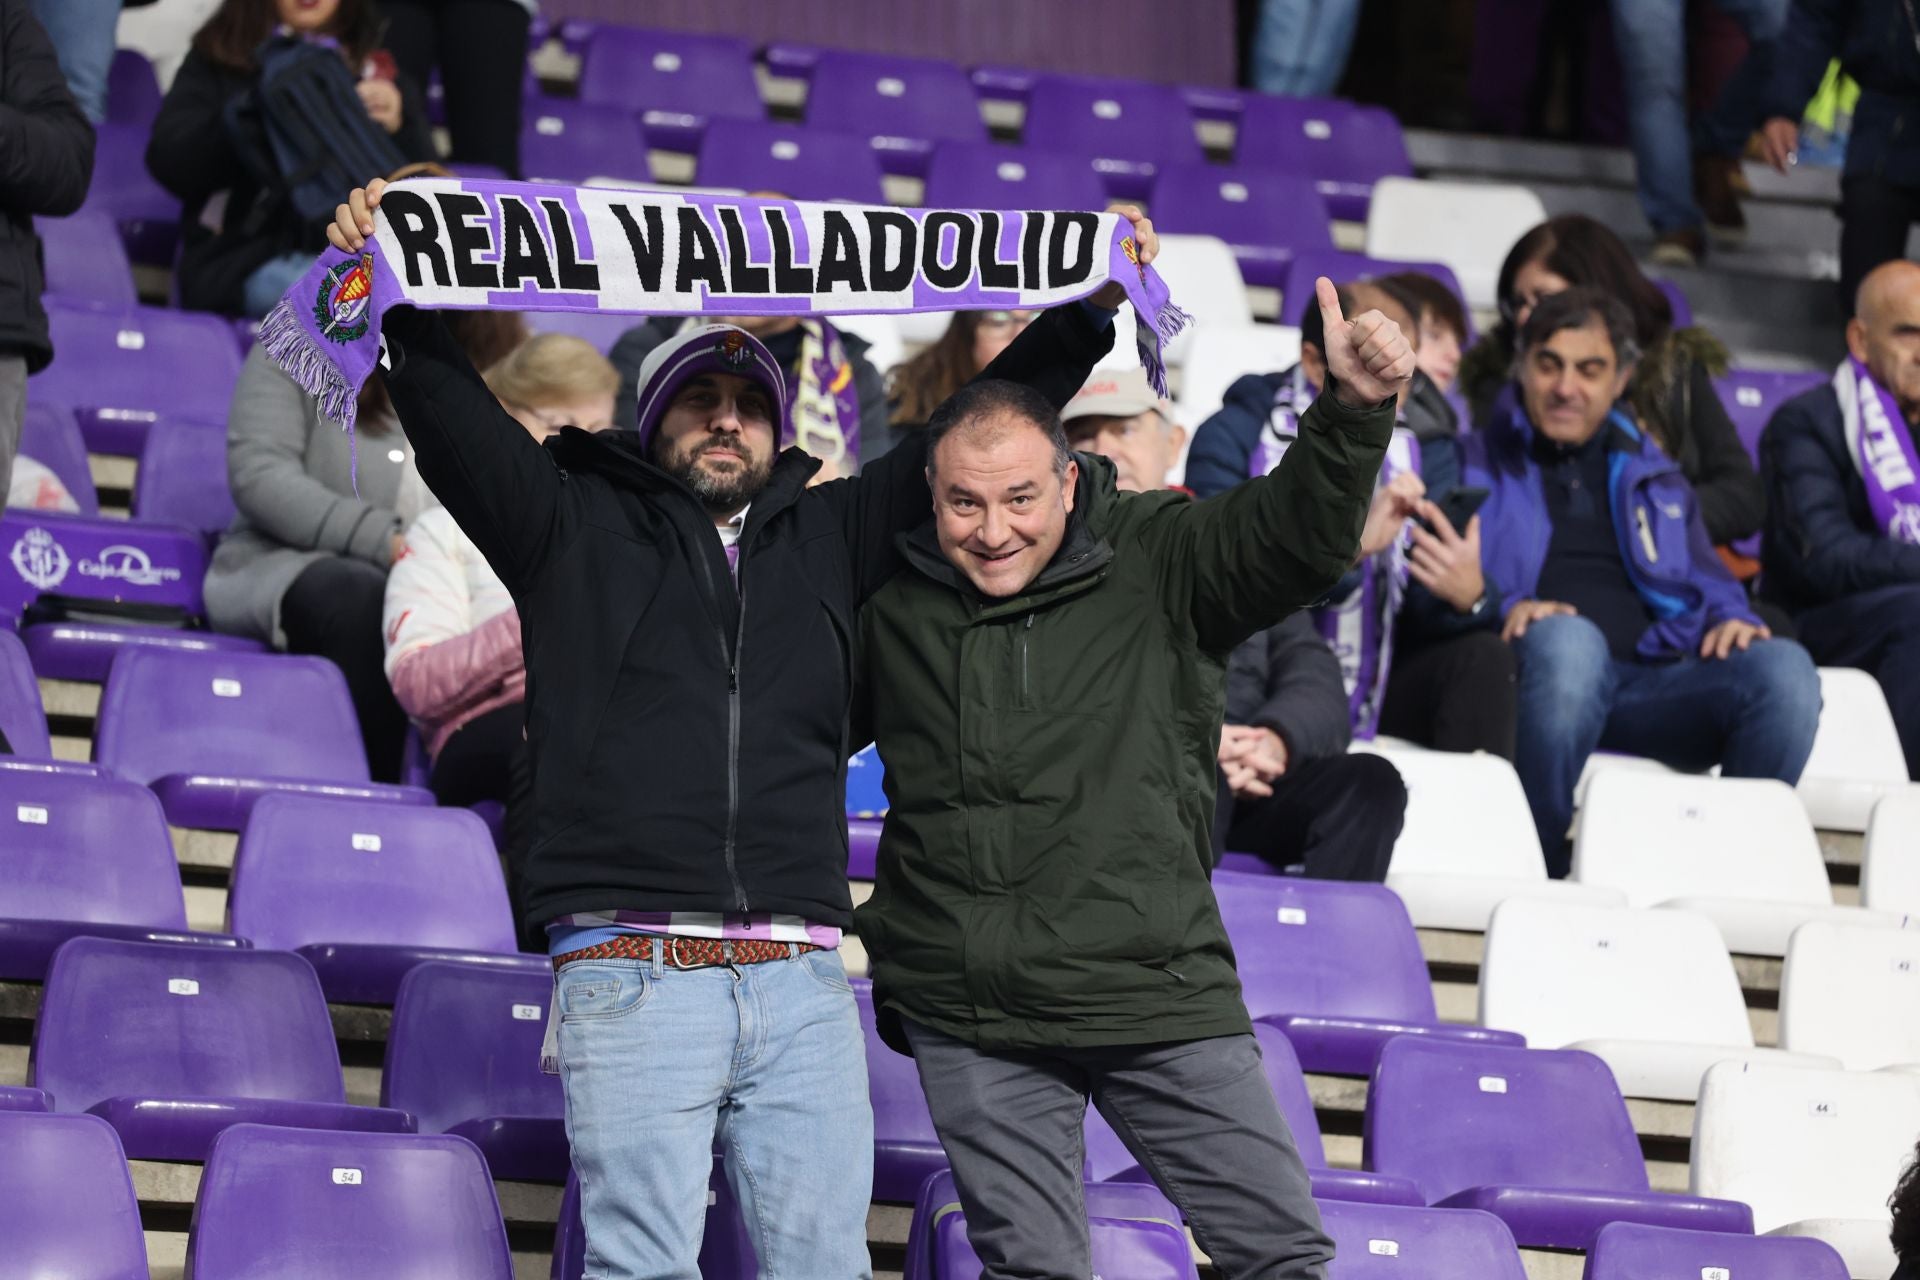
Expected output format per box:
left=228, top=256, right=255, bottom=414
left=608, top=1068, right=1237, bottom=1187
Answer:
left=261, top=176, right=1190, bottom=439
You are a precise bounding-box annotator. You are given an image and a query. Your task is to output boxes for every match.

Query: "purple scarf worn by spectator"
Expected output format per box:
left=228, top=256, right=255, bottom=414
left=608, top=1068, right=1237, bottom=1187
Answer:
left=261, top=177, right=1189, bottom=444
left=1837, top=355, right=1920, bottom=545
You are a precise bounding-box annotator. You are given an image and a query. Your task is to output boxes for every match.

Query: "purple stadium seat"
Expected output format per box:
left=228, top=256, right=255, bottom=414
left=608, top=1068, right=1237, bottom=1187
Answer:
left=18, top=400, right=98, bottom=514
left=935, top=1211, right=1197, bottom=1279
left=23, top=619, right=265, bottom=684
left=106, top=48, right=162, bottom=128
left=1315, top=1200, right=1528, bottom=1279
left=1213, top=871, right=1526, bottom=1074
left=1020, top=74, right=1203, bottom=202
left=1276, top=249, right=1470, bottom=331
left=904, top=1168, right=1184, bottom=1280
left=382, top=961, right=563, bottom=1181
left=848, top=743, right=888, bottom=818
left=1584, top=1220, right=1850, bottom=1279
left=30, top=938, right=413, bottom=1160
left=229, top=794, right=523, bottom=1004
left=1086, top=1022, right=1423, bottom=1204
left=189, top=1125, right=512, bottom=1279
left=848, top=816, right=882, bottom=879
left=1235, top=98, right=1413, bottom=222
left=968, top=65, right=1036, bottom=105
left=0, top=769, right=245, bottom=981
left=1365, top=1037, right=1753, bottom=1249
left=1146, top=165, right=1333, bottom=290
left=0, top=1085, right=50, bottom=1110
left=805, top=50, right=985, bottom=179
left=526, top=308, right=644, bottom=356
left=77, top=121, right=180, bottom=266
left=923, top=140, right=1109, bottom=213
left=1715, top=368, right=1827, bottom=466
left=37, top=208, right=138, bottom=311
left=0, top=1110, right=147, bottom=1280
left=93, top=647, right=434, bottom=831
left=0, top=628, right=49, bottom=756
left=763, top=42, right=821, bottom=80
left=697, top=120, right=887, bottom=204
left=0, top=509, right=208, bottom=620
left=553, top=1157, right=756, bottom=1279
left=519, top=99, right=650, bottom=186
left=133, top=417, right=235, bottom=537
left=575, top=26, right=761, bottom=153
left=855, top=978, right=948, bottom=1201
left=1653, top=278, right=1694, bottom=330
left=1182, top=84, right=1248, bottom=123
left=33, top=302, right=243, bottom=455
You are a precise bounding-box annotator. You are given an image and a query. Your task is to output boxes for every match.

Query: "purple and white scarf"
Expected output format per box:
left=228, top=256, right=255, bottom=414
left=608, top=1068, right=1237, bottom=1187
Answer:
left=261, top=176, right=1189, bottom=437
left=1836, top=355, right=1920, bottom=544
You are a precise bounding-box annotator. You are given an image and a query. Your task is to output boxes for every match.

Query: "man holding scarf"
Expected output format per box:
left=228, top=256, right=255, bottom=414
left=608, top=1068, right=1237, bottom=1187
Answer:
left=324, top=180, right=1157, bottom=1280
left=1762, top=259, right=1920, bottom=778
left=854, top=279, right=1411, bottom=1280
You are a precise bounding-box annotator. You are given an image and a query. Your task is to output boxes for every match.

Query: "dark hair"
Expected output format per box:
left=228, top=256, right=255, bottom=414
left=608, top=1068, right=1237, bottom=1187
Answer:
left=1496, top=215, right=1674, bottom=352
left=890, top=311, right=994, bottom=426
left=1298, top=283, right=1355, bottom=360
left=1384, top=271, right=1469, bottom=345
left=1519, top=286, right=1642, bottom=367
left=356, top=310, right=529, bottom=428
left=925, top=379, right=1070, bottom=479
left=1894, top=1141, right=1920, bottom=1262
left=193, top=0, right=386, bottom=72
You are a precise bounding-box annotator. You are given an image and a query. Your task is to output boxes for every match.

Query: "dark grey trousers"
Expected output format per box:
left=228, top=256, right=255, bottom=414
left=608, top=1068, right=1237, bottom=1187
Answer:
left=902, top=1020, right=1331, bottom=1280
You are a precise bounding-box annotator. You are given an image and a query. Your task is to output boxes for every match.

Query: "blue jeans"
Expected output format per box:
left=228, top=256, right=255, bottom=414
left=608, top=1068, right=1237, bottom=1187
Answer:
left=241, top=252, right=313, bottom=319
left=31, top=0, right=121, bottom=124
left=554, top=948, right=875, bottom=1280
left=1513, top=614, right=1821, bottom=874
left=1609, top=0, right=1790, bottom=233
left=1249, top=0, right=1362, bottom=98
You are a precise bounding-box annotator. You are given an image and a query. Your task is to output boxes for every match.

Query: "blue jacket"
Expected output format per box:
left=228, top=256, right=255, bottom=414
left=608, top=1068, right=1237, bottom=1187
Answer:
left=1760, top=380, right=1920, bottom=612
left=1186, top=369, right=1296, bottom=500
left=1451, top=390, right=1759, bottom=659
left=1766, top=0, right=1920, bottom=187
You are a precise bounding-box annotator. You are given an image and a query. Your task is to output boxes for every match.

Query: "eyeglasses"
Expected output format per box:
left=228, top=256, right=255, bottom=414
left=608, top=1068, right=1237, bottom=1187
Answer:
left=976, top=310, right=1035, bottom=333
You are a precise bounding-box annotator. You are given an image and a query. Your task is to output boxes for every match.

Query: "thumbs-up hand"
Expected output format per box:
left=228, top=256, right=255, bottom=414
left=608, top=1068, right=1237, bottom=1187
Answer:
left=1316, top=276, right=1416, bottom=409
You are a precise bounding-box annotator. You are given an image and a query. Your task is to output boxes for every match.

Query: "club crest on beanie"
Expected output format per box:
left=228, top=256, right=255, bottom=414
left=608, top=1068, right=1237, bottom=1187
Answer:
left=632, top=323, right=789, bottom=449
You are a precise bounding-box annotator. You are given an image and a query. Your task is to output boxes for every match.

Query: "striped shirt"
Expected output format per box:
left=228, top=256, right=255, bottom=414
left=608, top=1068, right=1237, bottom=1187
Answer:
left=547, top=505, right=844, bottom=957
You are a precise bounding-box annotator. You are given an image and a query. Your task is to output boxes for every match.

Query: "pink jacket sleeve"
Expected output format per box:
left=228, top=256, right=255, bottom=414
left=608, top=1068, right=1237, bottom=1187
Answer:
left=389, top=607, right=523, bottom=723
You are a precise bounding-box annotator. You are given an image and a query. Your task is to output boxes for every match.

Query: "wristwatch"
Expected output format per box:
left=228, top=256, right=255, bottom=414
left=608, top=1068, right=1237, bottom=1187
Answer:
left=1465, top=590, right=1491, bottom=616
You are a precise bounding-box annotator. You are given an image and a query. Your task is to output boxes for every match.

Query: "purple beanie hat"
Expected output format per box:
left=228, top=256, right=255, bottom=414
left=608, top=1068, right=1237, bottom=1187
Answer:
left=632, top=323, right=789, bottom=449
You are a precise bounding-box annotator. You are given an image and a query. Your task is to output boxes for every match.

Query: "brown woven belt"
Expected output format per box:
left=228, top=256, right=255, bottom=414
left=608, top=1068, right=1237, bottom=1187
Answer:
left=551, top=933, right=821, bottom=973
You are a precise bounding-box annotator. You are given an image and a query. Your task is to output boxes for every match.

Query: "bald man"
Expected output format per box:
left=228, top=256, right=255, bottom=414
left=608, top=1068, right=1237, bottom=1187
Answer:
left=1761, top=260, right=1920, bottom=778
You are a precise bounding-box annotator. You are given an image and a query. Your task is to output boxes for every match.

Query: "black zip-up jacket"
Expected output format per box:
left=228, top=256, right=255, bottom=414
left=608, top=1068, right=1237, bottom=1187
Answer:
left=0, top=0, right=93, bottom=370
left=378, top=302, right=1113, bottom=930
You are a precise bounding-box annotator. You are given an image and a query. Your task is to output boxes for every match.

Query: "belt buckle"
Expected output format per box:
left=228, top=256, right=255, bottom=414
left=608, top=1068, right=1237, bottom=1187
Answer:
left=666, top=936, right=699, bottom=969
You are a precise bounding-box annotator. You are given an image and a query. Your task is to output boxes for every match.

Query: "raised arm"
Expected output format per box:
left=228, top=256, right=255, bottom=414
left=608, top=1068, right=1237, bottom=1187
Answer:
left=1153, top=280, right=1409, bottom=652
left=330, top=181, right=568, bottom=593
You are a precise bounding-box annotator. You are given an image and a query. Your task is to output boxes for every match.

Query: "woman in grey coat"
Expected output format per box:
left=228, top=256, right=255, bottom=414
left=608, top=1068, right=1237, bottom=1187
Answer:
left=206, top=313, right=525, bottom=780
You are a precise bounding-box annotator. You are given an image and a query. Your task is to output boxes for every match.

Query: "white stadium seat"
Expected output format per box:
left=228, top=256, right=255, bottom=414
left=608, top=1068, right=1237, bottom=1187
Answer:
left=1480, top=899, right=1839, bottom=1100
left=1171, top=323, right=1301, bottom=429
left=829, top=313, right=906, bottom=377
left=1798, top=667, right=1909, bottom=832
left=1363, top=177, right=1548, bottom=311
left=1148, top=233, right=1254, bottom=368
left=1571, top=772, right=1904, bottom=955
left=1369, top=744, right=1625, bottom=932
left=1862, top=788, right=1920, bottom=915
left=1692, top=1061, right=1920, bottom=1280
left=1780, top=919, right=1920, bottom=1071
left=894, top=309, right=958, bottom=346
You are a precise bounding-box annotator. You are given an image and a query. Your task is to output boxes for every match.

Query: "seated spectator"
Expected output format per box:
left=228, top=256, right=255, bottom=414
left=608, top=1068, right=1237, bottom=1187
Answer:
left=1191, top=280, right=1515, bottom=756
left=205, top=311, right=525, bottom=782
left=1895, top=1137, right=1920, bottom=1280
left=1383, top=270, right=1468, bottom=397
left=1061, top=366, right=1188, bottom=492
left=146, top=0, right=436, bottom=317
left=1461, top=288, right=1819, bottom=869
left=1761, top=260, right=1920, bottom=779
left=1064, top=366, right=1407, bottom=880
left=1459, top=214, right=1764, bottom=553
left=7, top=454, right=78, bottom=512
left=386, top=332, right=616, bottom=938
left=888, top=309, right=1035, bottom=447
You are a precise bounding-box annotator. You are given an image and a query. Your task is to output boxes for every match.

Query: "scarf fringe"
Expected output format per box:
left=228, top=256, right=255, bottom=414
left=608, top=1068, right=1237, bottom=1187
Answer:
left=259, top=298, right=362, bottom=495
left=1136, top=299, right=1194, bottom=399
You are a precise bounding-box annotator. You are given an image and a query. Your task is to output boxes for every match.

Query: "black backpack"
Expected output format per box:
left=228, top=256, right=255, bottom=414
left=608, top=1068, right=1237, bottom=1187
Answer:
left=235, top=34, right=408, bottom=223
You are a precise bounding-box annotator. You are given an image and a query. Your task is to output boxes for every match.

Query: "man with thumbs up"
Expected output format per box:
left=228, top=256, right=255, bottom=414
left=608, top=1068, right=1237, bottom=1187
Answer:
left=852, top=279, right=1410, bottom=1280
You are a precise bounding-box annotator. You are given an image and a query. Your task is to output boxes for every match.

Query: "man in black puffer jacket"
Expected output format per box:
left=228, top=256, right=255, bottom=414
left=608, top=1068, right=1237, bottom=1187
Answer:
left=329, top=180, right=1150, bottom=1280
left=0, top=0, right=93, bottom=503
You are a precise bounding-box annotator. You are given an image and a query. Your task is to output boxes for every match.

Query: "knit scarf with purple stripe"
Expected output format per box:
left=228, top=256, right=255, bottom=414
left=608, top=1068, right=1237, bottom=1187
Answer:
left=260, top=177, right=1190, bottom=441
left=1837, top=355, right=1920, bottom=545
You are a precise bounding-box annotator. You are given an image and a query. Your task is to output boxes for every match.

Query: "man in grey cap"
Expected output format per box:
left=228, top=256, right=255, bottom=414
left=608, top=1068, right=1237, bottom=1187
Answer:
left=327, top=179, right=1157, bottom=1280
left=1061, top=365, right=1190, bottom=494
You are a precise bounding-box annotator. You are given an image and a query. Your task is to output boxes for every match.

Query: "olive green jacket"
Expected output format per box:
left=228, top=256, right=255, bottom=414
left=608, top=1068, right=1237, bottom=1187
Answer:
left=853, top=386, right=1394, bottom=1052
